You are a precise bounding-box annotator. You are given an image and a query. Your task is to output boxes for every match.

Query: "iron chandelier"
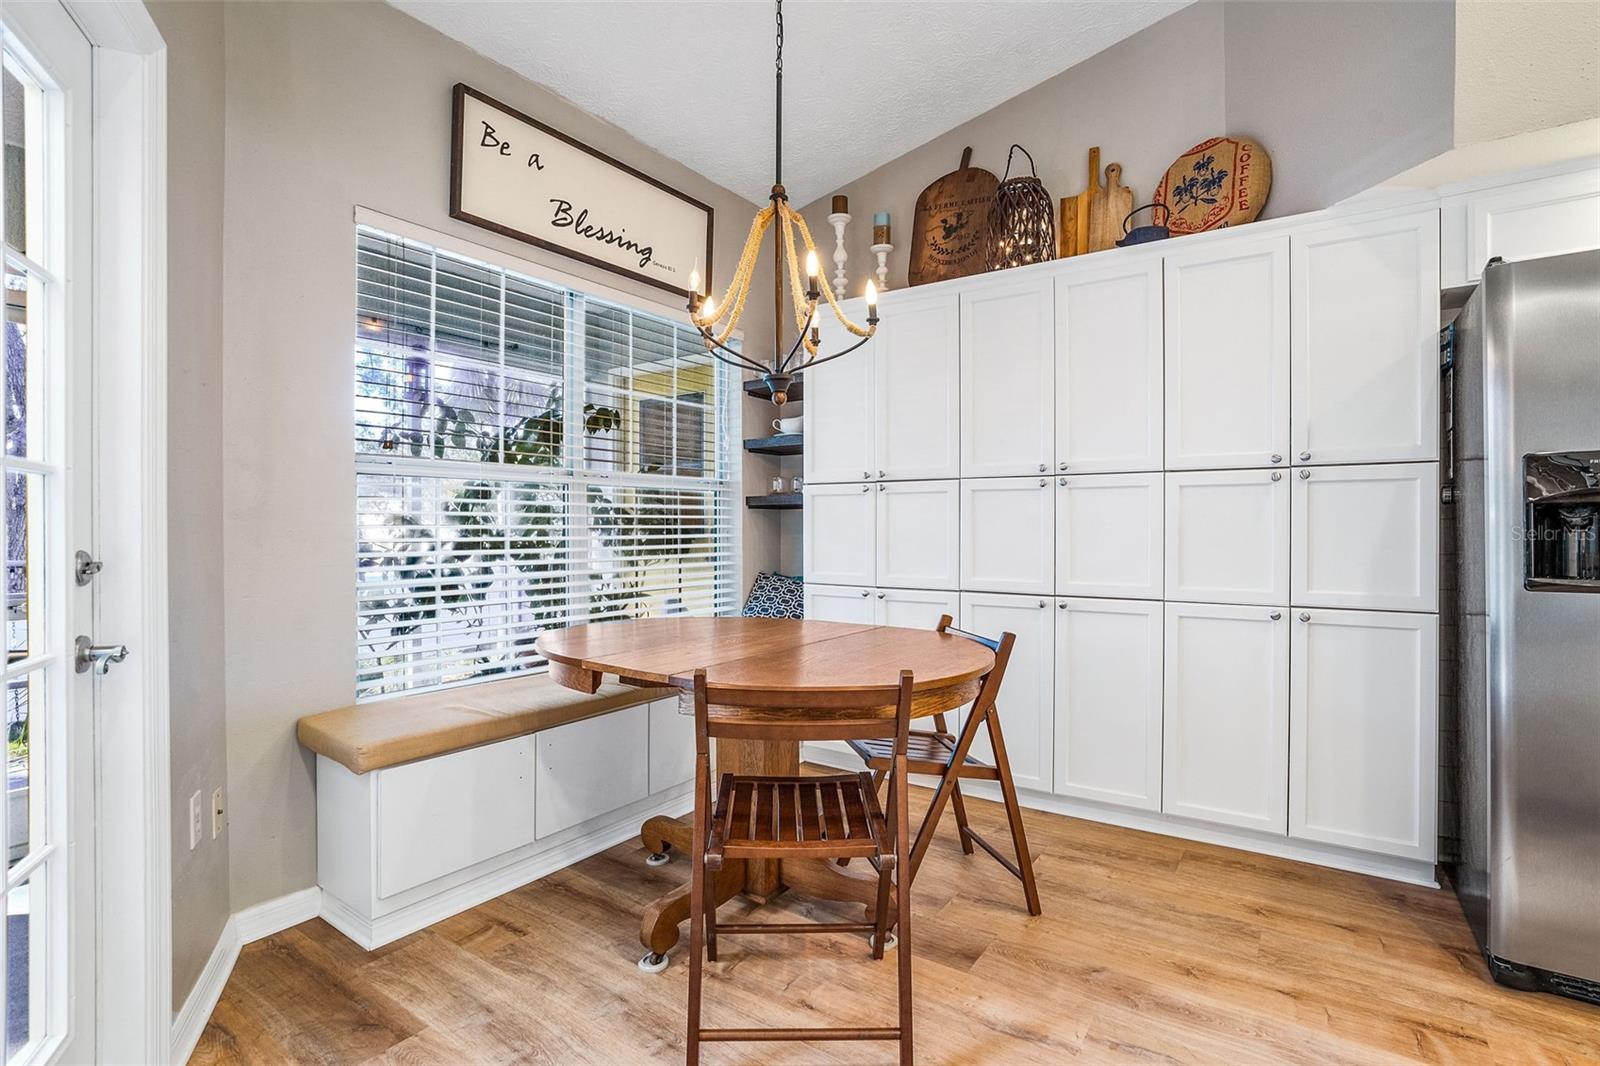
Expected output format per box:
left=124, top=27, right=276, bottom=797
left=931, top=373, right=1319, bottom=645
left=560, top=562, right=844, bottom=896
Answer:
left=686, top=0, right=878, bottom=406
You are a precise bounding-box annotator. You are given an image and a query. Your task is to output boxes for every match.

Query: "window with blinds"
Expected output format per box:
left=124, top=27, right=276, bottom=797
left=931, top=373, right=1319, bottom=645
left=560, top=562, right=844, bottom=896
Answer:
left=354, top=224, right=739, bottom=699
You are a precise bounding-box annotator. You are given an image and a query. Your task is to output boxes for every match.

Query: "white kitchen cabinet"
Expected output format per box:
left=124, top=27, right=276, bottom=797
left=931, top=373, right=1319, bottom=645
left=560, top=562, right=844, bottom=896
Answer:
left=1054, top=258, right=1164, bottom=473
left=1164, top=236, right=1290, bottom=469
left=960, top=592, right=1053, bottom=794
left=876, top=587, right=960, bottom=630
left=875, top=291, right=961, bottom=480
left=1290, top=608, right=1438, bottom=860
left=536, top=705, right=650, bottom=839
left=1165, top=469, right=1290, bottom=605
left=1053, top=597, right=1163, bottom=811
left=876, top=480, right=960, bottom=590
left=647, top=696, right=695, bottom=795
left=1292, top=462, right=1439, bottom=611
left=1055, top=472, right=1163, bottom=599
left=960, top=476, right=1054, bottom=595
left=961, top=278, right=1054, bottom=477
left=1442, top=166, right=1600, bottom=286
left=803, top=322, right=876, bottom=484
left=803, top=482, right=876, bottom=586
left=1163, top=602, right=1289, bottom=834
left=1291, top=210, right=1440, bottom=465
left=803, top=583, right=876, bottom=624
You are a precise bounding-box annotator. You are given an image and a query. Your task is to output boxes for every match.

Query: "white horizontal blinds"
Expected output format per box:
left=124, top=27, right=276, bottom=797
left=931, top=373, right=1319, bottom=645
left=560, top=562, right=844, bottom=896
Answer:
left=354, top=225, right=738, bottom=700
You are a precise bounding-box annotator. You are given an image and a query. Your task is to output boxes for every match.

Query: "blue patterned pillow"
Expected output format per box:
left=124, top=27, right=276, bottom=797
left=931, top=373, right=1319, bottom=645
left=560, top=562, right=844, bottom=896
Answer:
left=742, top=571, right=804, bottom=619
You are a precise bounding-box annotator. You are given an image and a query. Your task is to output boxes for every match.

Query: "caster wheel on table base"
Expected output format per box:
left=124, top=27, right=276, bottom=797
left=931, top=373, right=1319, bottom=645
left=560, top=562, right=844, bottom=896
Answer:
left=868, top=932, right=898, bottom=952
left=638, top=951, right=670, bottom=974
left=645, top=848, right=671, bottom=867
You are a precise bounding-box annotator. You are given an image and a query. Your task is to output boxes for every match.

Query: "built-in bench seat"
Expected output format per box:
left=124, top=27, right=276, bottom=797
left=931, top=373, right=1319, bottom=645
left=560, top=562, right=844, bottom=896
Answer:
left=300, top=673, right=696, bottom=949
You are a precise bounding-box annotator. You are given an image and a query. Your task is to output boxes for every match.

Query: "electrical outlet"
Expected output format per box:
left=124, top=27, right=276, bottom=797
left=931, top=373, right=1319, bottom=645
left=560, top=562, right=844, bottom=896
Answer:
left=189, top=790, right=203, bottom=850
left=212, top=787, right=225, bottom=839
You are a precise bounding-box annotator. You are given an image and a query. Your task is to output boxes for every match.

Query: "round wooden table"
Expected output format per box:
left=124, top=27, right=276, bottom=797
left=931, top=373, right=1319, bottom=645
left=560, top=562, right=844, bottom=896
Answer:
left=536, top=617, right=994, bottom=970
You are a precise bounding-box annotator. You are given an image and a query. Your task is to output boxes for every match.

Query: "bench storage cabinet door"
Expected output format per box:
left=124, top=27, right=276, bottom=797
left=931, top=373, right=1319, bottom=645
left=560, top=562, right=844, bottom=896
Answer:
left=961, top=278, right=1055, bottom=477
left=960, top=592, right=1054, bottom=794
left=536, top=705, right=649, bottom=839
left=1290, top=608, right=1438, bottom=860
left=804, top=320, right=875, bottom=484
left=1292, top=462, right=1439, bottom=611
left=1054, top=258, right=1164, bottom=474
left=803, top=482, right=876, bottom=586
left=804, top=583, right=876, bottom=624
left=876, top=480, right=960, bottom=590
left=1165, top=469, right=1290, bottom=605
left=1291, top=210, right=1440, bottom=466
left=647, top=696, right=696, bottom=795
left=1056, top=472, right=1163, bottom=599
left=1163, top=602, right=1289, bottom=834
left=1053, top=597, right=1163, bottom=811
left=1164, top=236, right=1290, bottom=470
left=875, top=292, right=961, bottom=480
left=961, top=476, right=1054, bottom=595
left=375, top=737, right=538, bottom=899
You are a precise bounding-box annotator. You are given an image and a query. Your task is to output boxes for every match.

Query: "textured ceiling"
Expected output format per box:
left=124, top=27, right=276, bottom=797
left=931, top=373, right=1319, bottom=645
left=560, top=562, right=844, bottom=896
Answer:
left=390, top=0, right=1192, bottom=205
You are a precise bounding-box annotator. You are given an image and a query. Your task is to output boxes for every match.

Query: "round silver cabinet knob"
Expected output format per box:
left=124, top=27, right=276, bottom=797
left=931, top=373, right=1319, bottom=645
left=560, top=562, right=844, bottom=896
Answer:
left=1058, top=601, right=1068, bottom=610
left=1270, top=454, right=1283, bottom=464
left=1270, top=610, right=1282, bottom=620
left=878, top=470, right=886, bottom=478
left=1299, top=611, right=1311, bottom=622
left=1038, top=463, right=1047, bottom=473
left=1059, top=461, right=1068, bottom=471
left=860, top=484, right=869, bottom=492
left=877, top=592, right=886, bottom=599
left=863, top=471, right=871, bottom=480
left=879, top=483, right=886, bottom=491
left=1299, top=470, right=1311, bottom=479
left=860, top=589, right=870, bottom=597
left=1271, top=472, right=1282, bottom=481
left=1299, top=451, right=1311, bottom=461
left=1037, top=599, right=1047, bottom=608
left=1059, top=477, right=1069, bottom=486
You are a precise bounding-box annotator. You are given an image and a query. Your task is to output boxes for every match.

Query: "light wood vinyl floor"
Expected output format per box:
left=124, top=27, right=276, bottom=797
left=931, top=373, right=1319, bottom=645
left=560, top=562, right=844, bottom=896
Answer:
left=191, top=778, right=1600, bottom=1065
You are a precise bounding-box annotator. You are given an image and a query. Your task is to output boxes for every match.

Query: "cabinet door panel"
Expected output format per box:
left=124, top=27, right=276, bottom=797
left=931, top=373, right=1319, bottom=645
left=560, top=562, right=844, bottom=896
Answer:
left=1054, top=598, right=1163, bottom=810
left=803, top=322, right=874, bottom=483
left=1165, top=470, right=1290, bottom=605
left=961, top=477, right=1054, bottom=595
left=1459, top=168, right=1600, bottom=284
left=647, top=696, right=695, bottom=795
left=1163, top=603, right=1289, bottom=834
left=1292, top=462, right=1439, bottom=611
left=1291, top=211, right=1440, bottom=465
left=536, top=705, right=650, bottom=839
left=1291, top=609, right=1437, bottom=860
left=876, top=480, right=960, bottom=590
left=1164, top=237, right=1290, bottom=469
left=803, top=482, right=875, bottom=586
left=875, top=292, right=960, bottom=480
left=961, top=280, right=1054, bottom=477
left=1056, top=472, right=1163, bottom=599
left=960, top=592, right=1053, bottom=793
left=1055, top=259, right=1163, bottom=473
left=803, top=583, right=876, bottom=624
left=876, top=588, right=960, bottom=631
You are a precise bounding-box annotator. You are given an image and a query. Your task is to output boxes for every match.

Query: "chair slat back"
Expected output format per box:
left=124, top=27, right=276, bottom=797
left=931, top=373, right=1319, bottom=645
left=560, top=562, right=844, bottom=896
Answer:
left=691, top=670, right=915, bottom=751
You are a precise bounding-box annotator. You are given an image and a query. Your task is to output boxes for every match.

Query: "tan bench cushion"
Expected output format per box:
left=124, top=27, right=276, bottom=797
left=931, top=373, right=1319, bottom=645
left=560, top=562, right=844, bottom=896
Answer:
left=297, top=673, right=677, bottom=775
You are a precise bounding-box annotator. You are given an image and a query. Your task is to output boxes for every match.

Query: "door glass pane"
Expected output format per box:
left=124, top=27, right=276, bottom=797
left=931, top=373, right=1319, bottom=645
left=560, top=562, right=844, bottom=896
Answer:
left=3, top=266, right=36, bottom=462
left=6, top=671, right=40, bottom=868
left=3, top=61, right=39, bottom=260
left=5, top=871, right=44, bottom=1060
left=4, top=473, right=39, bottom=661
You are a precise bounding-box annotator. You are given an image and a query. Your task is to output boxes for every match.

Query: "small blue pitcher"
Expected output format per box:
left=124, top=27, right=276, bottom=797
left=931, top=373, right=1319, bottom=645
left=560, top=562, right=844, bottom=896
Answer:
left=1117, top=203, right=1172, bottom=247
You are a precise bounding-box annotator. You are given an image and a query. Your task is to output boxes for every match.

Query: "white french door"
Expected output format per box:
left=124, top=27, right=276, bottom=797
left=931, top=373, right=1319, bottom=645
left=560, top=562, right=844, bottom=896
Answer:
left=2, top=4, right=97, bottom=1063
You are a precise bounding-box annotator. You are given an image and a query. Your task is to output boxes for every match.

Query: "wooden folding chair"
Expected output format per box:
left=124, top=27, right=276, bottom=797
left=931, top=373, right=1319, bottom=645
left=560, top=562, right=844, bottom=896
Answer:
left=846, top=615, right=1041, bottom=915
left=685, top=668, right=915, bottom=1065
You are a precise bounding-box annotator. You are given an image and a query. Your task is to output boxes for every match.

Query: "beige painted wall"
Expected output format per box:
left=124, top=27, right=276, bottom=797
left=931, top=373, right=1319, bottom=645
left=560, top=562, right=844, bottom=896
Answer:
left=218, top=0, right=771, bottom=911
left=146, top=0, right=231, bottom=1011
left=1456, top=1, right=1600, bottom=145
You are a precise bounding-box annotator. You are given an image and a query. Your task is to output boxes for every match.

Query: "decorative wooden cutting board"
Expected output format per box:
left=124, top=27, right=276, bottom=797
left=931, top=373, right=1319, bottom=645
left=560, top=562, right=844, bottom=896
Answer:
left=1058, top=147, right=1099, bottom=258
left=1154, top=136, right=1272, bottom=235
left=1088, top=163, right=1134, bottom=253
left=909, top=147, right=998, bottom=286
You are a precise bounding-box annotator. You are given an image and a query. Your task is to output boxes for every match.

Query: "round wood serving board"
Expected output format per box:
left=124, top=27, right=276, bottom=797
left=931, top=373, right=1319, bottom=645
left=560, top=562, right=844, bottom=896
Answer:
left=909, top=147, right=998, bottom=286
left=1153, top=136, right=1271, bottom=235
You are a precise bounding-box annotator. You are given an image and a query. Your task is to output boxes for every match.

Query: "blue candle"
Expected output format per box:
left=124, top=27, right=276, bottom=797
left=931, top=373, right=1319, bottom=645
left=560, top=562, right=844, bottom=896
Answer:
left=873, top=212, right=890, bottom=226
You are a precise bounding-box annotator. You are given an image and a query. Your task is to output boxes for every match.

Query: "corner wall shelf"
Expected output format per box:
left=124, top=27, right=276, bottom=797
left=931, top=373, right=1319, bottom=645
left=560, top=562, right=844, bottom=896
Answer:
left=746, top=492, right=803, bottom=510
left=743, top=433, right=803, bottom=456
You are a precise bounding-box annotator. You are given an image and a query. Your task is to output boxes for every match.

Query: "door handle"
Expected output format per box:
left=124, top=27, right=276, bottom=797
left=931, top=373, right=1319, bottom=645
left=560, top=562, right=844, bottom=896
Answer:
left=75, top=636, right=130, bottom=676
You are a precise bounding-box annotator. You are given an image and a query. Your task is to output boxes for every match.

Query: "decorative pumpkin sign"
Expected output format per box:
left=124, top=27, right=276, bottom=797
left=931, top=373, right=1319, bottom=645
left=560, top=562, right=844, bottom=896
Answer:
left=1153, top=137, right=1272, bottom=235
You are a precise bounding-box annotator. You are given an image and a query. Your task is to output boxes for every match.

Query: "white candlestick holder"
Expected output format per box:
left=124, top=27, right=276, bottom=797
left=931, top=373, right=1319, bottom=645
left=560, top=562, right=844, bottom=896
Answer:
left=870, top=243, right=893, bottom=292
left=827, top=212, right=851, bottom=295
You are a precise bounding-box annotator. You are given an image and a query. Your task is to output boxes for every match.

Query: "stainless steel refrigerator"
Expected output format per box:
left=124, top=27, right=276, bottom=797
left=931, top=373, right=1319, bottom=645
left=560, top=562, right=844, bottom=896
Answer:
left=1450, top=250, right=1600, bottom=1003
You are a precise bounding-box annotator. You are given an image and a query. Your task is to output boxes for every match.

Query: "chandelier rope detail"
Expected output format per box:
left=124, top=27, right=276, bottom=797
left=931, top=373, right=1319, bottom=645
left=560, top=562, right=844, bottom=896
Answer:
left=686, top=0, right=878, bottom=405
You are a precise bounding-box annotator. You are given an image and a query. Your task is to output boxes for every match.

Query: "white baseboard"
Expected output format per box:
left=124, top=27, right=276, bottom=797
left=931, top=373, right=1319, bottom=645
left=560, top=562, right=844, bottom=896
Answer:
left=169, top=887, right=323, bottom=1063
left=800, top=744, right=1439, bottom=889
left=320, top=791, right=695, bottom=950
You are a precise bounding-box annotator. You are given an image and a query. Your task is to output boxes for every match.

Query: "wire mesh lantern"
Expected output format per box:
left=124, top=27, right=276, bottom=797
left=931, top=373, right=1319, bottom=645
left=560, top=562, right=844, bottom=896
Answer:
left=988, top=144, right=1056, bottom=271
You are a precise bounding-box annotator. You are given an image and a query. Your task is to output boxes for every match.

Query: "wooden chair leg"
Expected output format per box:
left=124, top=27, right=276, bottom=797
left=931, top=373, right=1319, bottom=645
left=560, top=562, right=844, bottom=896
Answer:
left=686, top=756, right=708, bottom=1064
left=894, top=751, right=913, bottom=1066
left=949, top=777, right=976, bottom=856
left=871, top=773, right=894, bottom=960
left=703, top=779, right=719, bottom=963
left=907, top=705, right=990, bottom=882
left=984, top=708, right=1042, bottom=916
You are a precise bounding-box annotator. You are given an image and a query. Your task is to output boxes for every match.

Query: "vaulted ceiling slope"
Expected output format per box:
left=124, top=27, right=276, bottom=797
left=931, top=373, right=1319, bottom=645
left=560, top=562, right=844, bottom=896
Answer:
left=388, top=0, right=1193, bottom=205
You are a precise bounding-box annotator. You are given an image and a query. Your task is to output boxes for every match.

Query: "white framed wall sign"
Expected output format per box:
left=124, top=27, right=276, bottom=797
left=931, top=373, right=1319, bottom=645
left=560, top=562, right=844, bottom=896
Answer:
left=450, top=83, right=714, bottom=297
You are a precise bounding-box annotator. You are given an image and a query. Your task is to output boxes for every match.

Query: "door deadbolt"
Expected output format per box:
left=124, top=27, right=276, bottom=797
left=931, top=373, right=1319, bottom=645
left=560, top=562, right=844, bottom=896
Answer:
left=74, top=550, right=103, bottom=586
